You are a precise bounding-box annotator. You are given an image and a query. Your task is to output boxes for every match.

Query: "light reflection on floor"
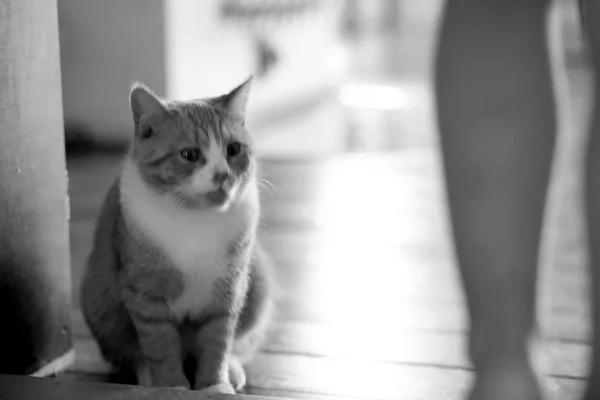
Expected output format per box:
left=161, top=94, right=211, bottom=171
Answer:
left=284, top=151, right=467, bottom=392
left=250, top=12, right=466, bottom=391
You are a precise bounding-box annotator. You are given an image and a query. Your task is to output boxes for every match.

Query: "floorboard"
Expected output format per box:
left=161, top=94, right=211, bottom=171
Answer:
left=0, top=374, right=288, bottom=400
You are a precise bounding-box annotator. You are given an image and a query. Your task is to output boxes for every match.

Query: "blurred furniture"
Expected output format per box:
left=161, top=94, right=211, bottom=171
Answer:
left=0, top=0, right=73, bottom=376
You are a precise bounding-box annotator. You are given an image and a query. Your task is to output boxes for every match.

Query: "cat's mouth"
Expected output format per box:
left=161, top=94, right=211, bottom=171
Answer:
left=205, top=188, right=229, bottom=206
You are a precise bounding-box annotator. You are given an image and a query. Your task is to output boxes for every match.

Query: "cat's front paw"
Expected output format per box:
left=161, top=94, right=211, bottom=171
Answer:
left=229, top=356, right=246, bottom=390
left=196, top=382, right=235, bottom=394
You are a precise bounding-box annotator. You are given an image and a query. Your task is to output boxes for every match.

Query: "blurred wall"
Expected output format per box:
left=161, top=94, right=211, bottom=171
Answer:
left=164, top=0, right=253, bottom=101
left=58, top=0, right=166, bottom=142
left=58, top=0, right=344, bottom=143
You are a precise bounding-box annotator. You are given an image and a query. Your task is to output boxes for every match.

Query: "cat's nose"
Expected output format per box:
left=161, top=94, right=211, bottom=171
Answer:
left=212, top=170, right=230, bottom=186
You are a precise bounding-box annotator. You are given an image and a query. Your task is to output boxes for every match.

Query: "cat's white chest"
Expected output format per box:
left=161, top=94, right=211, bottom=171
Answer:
left=120, top=164, right=257, bottom=320
left=157, top=210, right=236, bottom=319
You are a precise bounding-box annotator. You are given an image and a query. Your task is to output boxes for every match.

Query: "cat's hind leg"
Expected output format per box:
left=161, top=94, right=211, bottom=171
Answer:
left=234, top=242, right=274, bottom=364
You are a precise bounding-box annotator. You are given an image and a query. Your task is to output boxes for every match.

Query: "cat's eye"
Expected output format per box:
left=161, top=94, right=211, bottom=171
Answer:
left=227, top=142, right=242, bottom=157
left=180, top=148, right=201, bottom=162
left=140, top=127, right=153, bottom=140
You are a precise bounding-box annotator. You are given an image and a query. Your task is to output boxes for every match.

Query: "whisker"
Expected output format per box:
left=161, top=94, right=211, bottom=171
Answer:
left=257, top=178, right=276, bottom=198
left=258, top=178, right=274, bottom=189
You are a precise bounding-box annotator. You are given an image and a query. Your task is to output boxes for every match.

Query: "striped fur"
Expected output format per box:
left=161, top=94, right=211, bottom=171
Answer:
left=80, top=79, right=274, bottom=393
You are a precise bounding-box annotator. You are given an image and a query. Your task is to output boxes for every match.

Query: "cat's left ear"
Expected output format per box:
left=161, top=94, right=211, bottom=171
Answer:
left=130, top=82, right=166, bottom=123
left=218, top=76, right=253, bottom=122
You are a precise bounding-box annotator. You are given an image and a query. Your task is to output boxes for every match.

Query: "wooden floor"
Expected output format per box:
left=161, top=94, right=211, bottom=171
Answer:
left=60, top=2, right=593, bottom=399
left=64, top=145, right=589, bottom=400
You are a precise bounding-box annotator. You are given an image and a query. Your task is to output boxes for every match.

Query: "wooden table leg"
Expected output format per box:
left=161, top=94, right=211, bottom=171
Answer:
left=0, top=0, right=73, bottom=375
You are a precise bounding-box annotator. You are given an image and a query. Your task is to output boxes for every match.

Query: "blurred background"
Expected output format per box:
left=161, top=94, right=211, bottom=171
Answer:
left=60, top=1, right=593, bottom=399
left=59, top=0, right=439, bottom=154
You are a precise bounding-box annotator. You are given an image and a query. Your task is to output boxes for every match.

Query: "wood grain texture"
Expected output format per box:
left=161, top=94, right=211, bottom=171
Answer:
left=0, top=372, right=582, bottom=400
left=0, top=0, right=72, bottom=375
left=69, top=314, right=590, bottom=379
left=0, top=374, right=288, bottom=400
left=62, top=339, right=586, bottom=400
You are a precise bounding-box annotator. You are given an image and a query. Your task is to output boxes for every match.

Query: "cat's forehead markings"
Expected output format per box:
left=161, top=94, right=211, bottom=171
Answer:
left=172, top=105, right=205, bottom=145
left=196, top=128, right=210, bottom=145
left=214, top=110, right=227, bottom=140
left=201, top=106, right=227, bottom=145
left=211, top=112, right=227, bottom=145
left=197, top=116, right=214, bottom=145
left=201, top=107, right=219, bottom=138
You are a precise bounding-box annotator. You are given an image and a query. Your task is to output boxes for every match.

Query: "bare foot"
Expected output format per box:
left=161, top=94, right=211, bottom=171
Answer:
left=582, top=364, right=600, bottom=400
left=469, top=361, right=542, bottom=400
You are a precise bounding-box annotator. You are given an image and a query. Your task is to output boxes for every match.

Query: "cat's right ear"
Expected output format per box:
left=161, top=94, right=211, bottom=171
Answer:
left=130, top=82, right=166, bottom=123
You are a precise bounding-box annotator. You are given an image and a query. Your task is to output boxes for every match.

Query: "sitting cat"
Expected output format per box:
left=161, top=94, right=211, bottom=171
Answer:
left=80, top=78, right=273, bottom=393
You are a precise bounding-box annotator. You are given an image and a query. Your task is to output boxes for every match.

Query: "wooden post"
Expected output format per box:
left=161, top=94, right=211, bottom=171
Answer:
left=0, top=0, right=73, bottom=375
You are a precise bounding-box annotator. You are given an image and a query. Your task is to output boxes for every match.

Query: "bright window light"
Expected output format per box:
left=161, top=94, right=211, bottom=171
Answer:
left=339, top=83, right=408, bottom=110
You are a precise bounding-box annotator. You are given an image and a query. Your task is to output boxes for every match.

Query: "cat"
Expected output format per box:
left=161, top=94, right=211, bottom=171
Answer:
left=80, top=78, right=274, bottom=394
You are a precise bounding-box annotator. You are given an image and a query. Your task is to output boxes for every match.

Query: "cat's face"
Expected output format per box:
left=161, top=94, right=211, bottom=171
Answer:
left=128, top=79, right=255, bottom=210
